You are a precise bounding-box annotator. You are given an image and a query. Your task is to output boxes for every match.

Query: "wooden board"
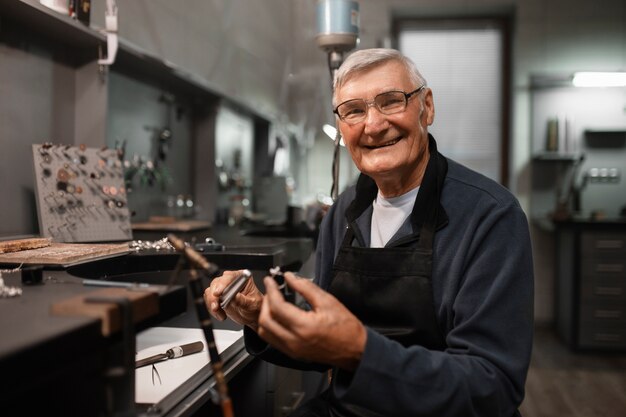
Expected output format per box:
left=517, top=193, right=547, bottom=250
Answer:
left=50, top=287, right=159, bottom=336
left=0, top=237, right=52, bottom=253
left=0, top=242, right=129, bottom=266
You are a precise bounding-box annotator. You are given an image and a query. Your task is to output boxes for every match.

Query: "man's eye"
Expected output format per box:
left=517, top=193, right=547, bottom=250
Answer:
left=379, top=96, right=404, bottom=109
left=342, top=106, right=365, bottom=117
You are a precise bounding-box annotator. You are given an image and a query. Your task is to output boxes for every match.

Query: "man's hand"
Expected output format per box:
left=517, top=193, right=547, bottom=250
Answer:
left=258, top=272, right=367, bottom=371
left=204, top=269, right=263, bottom=331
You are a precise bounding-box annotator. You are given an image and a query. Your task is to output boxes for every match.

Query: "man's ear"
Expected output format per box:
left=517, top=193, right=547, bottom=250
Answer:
left=423, top=88, right=435, bottom=126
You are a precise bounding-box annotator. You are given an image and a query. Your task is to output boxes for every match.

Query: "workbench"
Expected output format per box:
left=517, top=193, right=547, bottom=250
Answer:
left=0, top=228, right=320, bottom=416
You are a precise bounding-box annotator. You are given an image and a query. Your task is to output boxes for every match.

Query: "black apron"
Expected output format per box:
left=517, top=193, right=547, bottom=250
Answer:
left=330, top=179, right=446, bottom=351
left=328, top=145, right=447, bottom=417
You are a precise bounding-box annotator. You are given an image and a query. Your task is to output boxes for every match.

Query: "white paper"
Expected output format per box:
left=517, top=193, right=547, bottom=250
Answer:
left=135, top=327, right=243, bottom=404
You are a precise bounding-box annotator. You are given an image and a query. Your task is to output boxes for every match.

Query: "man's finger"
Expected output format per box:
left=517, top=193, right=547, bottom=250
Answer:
left=283, top=273, right=325, bottom=309
left=263, top=275, right=282, bottom=299
left=258, top=289, right=297, bottom=350
left=204, top=288, right=226, bottom=320
left=263, top=277, right=310, bottom=328
left=211, top=269, right=247, bottom=297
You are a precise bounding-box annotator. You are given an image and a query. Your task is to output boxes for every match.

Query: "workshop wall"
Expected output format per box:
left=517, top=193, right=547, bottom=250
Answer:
left=514, top=0, right=626, bottom=324
left=2, top=0, right=626, bottom=326
left=106, top=71, right=194, bottom=221
left=0, top=0, right=296, bottom=236
left=90, top=0, right=293, bottom=121
left=0, top=24, right=76, bottom=236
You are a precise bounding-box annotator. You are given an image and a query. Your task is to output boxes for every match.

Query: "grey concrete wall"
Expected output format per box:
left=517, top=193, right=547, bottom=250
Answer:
left=90, top=0, right=293, bottom=122
left=0, top=30, right=76, bottom=236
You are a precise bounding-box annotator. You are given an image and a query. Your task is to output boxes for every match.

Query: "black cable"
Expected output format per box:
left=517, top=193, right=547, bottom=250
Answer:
left=330, top=131, right=341, bottom=201
left=327, top=53, right=342, bottom=202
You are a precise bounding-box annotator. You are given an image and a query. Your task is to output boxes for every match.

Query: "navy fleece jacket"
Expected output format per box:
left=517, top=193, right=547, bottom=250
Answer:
left=245, top=151, right=534, bottom=417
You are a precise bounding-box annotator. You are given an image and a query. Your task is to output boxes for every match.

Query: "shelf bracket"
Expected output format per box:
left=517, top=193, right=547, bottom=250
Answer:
left=98, top=0, right=119, bottom=67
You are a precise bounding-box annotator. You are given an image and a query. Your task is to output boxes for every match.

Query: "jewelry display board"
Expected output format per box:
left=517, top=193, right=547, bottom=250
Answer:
left=32, top=144, right=132, bottom=242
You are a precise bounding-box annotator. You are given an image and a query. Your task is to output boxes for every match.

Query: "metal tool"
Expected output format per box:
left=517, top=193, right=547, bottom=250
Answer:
left=135, top=341, right=204, bottom=369
left=83, top=279, right=150, bottom=289
left=219, top=269, right=252, bottom=310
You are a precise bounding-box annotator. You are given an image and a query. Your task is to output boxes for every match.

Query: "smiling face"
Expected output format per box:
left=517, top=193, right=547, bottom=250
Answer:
left=336, top=60, right=435, bottom=197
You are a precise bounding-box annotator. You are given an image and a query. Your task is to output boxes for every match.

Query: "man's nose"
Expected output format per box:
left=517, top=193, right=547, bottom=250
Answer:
left=363, top=104, right=388, bottom=134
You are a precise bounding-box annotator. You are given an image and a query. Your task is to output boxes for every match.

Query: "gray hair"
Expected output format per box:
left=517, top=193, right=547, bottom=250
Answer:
left=332, top=48, right=427, bottom=106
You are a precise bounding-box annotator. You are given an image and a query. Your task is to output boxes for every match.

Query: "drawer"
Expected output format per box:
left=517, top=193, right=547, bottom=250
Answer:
left=580, top=275, right=626, bottom=302
left=581, top=259, right=625, bottom=276
left=581, top=232, right=626, bottom=257
left=578, top=323, right=626, bottom=349
left=580, top=302, right=626, bottom=325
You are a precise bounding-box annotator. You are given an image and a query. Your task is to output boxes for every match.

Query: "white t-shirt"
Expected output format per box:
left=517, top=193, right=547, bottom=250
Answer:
left=370, top=186, right=420, bottom=248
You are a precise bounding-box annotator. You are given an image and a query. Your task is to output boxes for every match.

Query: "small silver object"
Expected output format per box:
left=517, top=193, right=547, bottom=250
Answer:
left=129, top=237, right=174, bottom=251
left=0, top=265, right=23, bottom=298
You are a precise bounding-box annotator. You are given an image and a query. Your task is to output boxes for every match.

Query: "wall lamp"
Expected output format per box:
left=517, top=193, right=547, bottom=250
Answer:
left=572, top=72, right=626, bottom=87
left=323, top=124, right=345, bottom=146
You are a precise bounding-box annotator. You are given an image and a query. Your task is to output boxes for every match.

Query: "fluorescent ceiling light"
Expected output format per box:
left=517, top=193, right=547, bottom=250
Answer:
left=323, top=124, right=344, bottom=146
left=572, top=72, right=626, bottom=87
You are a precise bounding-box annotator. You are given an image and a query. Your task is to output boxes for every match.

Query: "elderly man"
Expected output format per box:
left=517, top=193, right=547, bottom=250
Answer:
left=205, top=48, right=534, bottom=417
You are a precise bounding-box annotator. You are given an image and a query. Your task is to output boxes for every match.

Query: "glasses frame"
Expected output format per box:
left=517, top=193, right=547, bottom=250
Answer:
left=333, top=85, right=426, bottom=124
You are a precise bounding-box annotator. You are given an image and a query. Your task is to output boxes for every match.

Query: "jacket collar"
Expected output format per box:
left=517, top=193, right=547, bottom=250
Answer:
left=345, top=134, right=449, bottom=234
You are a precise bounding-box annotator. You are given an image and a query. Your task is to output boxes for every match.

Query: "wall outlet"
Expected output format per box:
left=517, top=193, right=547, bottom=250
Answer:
left=587, top=167, right=621, bottom=183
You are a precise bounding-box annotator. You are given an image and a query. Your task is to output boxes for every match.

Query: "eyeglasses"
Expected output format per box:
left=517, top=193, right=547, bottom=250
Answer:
left=333, top=85, right=425, bottom=125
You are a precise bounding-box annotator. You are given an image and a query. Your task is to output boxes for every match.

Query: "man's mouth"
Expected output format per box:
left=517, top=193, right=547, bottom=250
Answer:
left=365, top=137, right=401, bottom=149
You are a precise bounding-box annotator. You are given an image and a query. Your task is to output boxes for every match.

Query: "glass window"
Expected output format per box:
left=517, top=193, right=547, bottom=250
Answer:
left=398, top=19, right=507, bottom=184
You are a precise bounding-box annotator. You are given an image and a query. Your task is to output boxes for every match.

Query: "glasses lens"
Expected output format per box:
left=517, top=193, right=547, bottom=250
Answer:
left=337, top=100, right=367, bottom=123
left=376, top=91, right=407, bottom=114
left=336, top=91, right=410, bottom=123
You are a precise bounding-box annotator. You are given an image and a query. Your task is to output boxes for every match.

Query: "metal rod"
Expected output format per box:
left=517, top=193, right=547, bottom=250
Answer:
left=219, top=270, right=251, bottom=310
left=167, top=234, right=234, bottom=417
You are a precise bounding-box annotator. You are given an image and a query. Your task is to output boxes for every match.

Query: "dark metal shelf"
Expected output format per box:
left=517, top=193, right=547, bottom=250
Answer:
left=0, top=0, right=105, bottom=49
left=0, top=0, right=270, bottom=119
